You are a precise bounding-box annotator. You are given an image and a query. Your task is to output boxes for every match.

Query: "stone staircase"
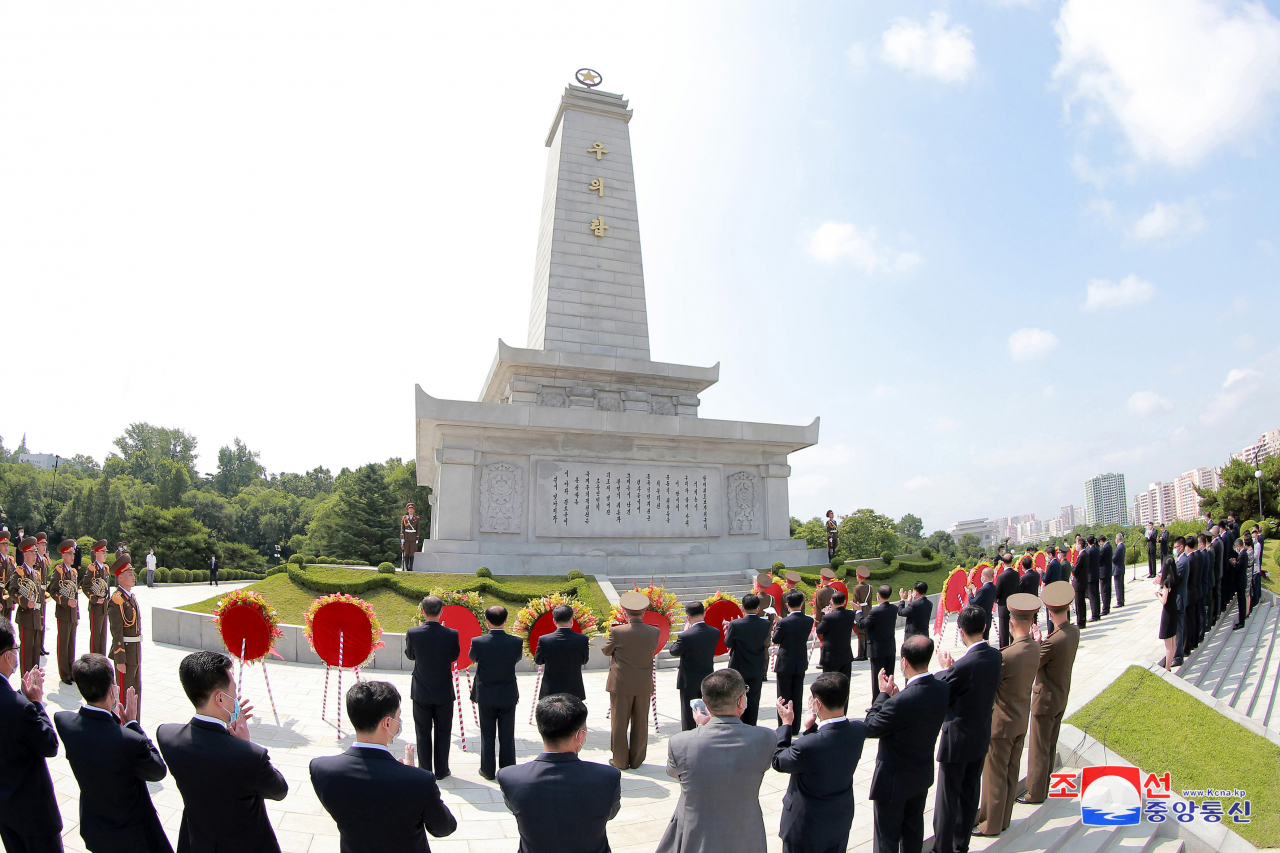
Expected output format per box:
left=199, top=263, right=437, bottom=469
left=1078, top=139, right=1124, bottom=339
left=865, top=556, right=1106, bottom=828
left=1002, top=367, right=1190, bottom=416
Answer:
left=1176, top=591, right=1280, bottom=732
left=610, top=570, right=757, bottom=615
left=967, top=796, right=1183, bottom=853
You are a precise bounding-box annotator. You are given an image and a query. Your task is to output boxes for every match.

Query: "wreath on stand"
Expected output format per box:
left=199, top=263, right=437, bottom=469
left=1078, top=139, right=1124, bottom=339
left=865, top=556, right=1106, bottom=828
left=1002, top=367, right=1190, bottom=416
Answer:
left=702, top=589, right=745, bottom=656
left=304, top=593, right=385, bottom=739
left=419, top=589, right=486, bottom=627
left=611, top=584, right=682, bottom=642
left=514, top=592, right=600, bottom=659
left=211, top=589, right=285, bottom=724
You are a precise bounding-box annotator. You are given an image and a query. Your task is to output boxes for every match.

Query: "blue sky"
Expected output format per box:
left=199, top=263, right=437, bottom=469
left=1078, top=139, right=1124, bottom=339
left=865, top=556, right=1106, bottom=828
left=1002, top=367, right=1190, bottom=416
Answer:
left=2, top=1, right=1277, bottom=534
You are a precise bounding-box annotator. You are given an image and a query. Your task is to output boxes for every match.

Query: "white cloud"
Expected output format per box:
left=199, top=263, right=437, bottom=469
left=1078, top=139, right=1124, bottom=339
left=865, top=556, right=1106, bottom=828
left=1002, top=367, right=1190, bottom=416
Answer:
left=806, top=221, right=922, bottom=272
left=1127, top=390, right=1174, bottom=416
left=881, top=12, right=976, bottom=84
left=933, top=418, right=958, bottom=432
left=1085, top=274, right=1156, bottom=311
left=846, top=42, right=869, bottom=73
left=902, top=475, right=932, bottom=490
left=1008, top=328, right=1059, bottom=361
left=1054, top=0, right=1280, bottom=168
left=1224, top=367, right=1263, bottom=388
left=1128, top=200, right=1206, bottom=241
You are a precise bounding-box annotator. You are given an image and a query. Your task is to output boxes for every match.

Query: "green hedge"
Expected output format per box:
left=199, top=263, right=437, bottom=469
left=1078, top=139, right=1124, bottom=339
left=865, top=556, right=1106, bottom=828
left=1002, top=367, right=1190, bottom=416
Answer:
left=284, top=565, right=594, bottom=607
left=893, top=558, right=943, bottom=573
left=311, top=556, right=371, bottom=567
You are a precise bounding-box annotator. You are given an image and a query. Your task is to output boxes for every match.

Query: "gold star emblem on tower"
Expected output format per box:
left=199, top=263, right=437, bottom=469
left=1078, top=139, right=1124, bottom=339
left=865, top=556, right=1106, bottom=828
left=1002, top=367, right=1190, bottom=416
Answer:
left=575, top=68, right=603, bottom=88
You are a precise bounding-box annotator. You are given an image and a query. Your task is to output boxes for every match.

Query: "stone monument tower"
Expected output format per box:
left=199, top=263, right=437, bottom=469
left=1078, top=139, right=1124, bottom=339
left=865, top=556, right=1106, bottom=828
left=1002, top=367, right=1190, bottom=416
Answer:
left=414, top=77, right=823, bottom=575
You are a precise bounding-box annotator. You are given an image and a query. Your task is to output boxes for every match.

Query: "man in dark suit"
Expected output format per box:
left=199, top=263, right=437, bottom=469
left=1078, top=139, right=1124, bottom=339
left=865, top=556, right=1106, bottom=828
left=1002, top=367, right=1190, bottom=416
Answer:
left=1070, top=545, right=1089, bottom=629
left=967, top=567, right=997, bottom=641
left=0, top=620, right=62, bottom=853
left=670, top=602, right=721, bottom=732
left=994, top=557, right=1020, bottom=648
left=157, top=650, right=289, bottom=853
left=931, top=606, right=1002, bottom=853
left=1042, top=548, right=1062, bottom=634
left=1209, top=527, right=1225, bottom=626
left=535, top=605, right=590, bottom=701
left=1017, top=557, right=1041, bottom=596
left=311, top=681, right=455, bottom=853
left=816, top=591, right=857, bottom=678
left=857, top=586, right=898, bottom=703
left=896, top=582, right=932, bottom=640
left=1159, top=524, right=1170, bottom=562
left=864, top=635, right=949, bottom=853
left=55, top=653, right=171, bottom=853
left=469, top=606, right=524, bottom=781
left=1112, top=533, right=1127, bottom=608
left=1098, top=535, right=1114, bottom=616
left=499, top=694, right=621, bottom=853
left=724, top=593, right=771, bottom=726
left=1184, top=538, right=1203, bottom=654
left=772, top=590, right=814, bottom=739
left=773, top=673, right=866, bottom=853
left=1144, top=523, right=1158, bottom=578
left=1085, top=535, right=1102, bottom=622
left=403, top=595, right=461, bottom=779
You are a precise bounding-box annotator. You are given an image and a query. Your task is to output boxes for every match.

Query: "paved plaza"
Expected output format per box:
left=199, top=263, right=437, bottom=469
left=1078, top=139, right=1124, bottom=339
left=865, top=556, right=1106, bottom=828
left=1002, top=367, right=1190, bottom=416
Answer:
left=28, top=573, right=1170, bottom=853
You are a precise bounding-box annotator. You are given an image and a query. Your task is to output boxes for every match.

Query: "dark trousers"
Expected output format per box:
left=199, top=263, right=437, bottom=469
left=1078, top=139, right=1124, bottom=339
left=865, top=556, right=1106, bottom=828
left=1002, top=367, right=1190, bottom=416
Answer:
left=1209, top=586, right=1219, bottom=625
left=18, top=625, right=40, bottom=676
left=476, top=703, right=515, bottom=779
left=785, top=839, right=845, bottom=853
left=1148, top=551, right=1157, bottom=577
left=997, top=605, right=1010, bottom=648
left=869, top=657, right=893, bottom=703
left=0, top=823, right=64, bottom=853
left=1236, top=579, right=1249, bottom=623
left=823, top=661, right=852, bottom=679
left=1073, top=580, right=1087, bottom=628
left=872, top=790, right=927, bottom=853
left=1174, top=607, right=1186, bottom=662
left=678, top=685, right=699, bottom=732
left=932, top=758, right=983, bottom=853
left=776, top=671, right=806, bottom=738
left=742, top=677, right=763, bottom=727
left=1100, top=574, right=1112, bottom=615
left=1113, top=572, right=1125, bottom=607
left=209, top=571, right=219, bottom=586
left=413, top=699, right=453, bottom=777
left=1087, top=579, right=1101, bottom=621
left=1198, top=597, right=1208, bottom=644
left=855, top=631, right=867, bottom=660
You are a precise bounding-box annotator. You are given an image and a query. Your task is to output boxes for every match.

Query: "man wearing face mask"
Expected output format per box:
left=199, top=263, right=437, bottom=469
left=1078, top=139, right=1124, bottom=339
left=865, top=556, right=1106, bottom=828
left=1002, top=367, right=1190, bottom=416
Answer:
left=55, top=653, right=172, bottom=853
left=311, top=681, right=457, bottom=853
left=158, top=651, right=289, bottom=852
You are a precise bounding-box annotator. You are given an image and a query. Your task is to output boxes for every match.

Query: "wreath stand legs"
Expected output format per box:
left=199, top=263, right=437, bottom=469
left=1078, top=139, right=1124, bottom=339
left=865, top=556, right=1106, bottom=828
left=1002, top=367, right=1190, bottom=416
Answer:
left=529, top=665, right=544, bottom=724
left=452, top=665, right=467, bottom=751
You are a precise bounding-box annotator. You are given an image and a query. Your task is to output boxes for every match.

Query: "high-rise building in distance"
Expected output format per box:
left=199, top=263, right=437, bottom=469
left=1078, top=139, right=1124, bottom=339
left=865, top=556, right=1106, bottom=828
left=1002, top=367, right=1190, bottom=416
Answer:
left=1084, top=472, right=1128, bottom=526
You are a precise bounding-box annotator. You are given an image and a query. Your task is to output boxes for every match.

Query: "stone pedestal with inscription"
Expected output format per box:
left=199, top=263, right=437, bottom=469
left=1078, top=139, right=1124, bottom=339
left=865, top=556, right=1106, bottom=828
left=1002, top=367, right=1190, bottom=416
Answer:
left=414, top=80, right=825, bottom=576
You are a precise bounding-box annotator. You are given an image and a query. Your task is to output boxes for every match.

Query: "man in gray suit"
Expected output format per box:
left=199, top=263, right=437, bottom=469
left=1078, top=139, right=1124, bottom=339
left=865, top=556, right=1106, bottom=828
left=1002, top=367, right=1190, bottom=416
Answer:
left=656, top=669, right=775, bottom=853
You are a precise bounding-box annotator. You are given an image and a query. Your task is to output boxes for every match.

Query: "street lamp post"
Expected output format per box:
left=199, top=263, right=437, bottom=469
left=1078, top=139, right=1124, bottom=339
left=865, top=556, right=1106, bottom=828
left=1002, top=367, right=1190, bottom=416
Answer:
left=1254, top=447, right=1264, bottom=522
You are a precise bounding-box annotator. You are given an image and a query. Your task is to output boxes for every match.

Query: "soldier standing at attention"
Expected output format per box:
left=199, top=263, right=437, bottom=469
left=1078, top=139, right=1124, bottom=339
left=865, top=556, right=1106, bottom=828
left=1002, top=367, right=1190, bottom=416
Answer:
left=850, top=566, right=872, bottom=662
left=34, top=533, right=51, bottom=655
left=109, top=553, right=144, bottom=717
left=825, top=510, right=839, bottom=561
left=814, top=568, right=836, bottom=617
left=82, top=540, right=112, bottom=655
left=49, top=540, right=81, bottom=685
left=1019, top=581, right=1081, bottom=805
left=400, top=502, right=422, bottom=572
left=7, top=537, right=46, bottom=676
left=0, top=531, right=14, bottom=623
left=974, top=593, right=1041, bottom=838
left=601, top=592, right=660, bottom=770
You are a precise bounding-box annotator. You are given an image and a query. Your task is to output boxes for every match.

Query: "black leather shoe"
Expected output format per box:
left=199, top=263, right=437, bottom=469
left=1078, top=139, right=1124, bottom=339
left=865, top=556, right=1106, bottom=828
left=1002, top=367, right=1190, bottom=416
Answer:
left=972, top=829, right=997, bottom=837
left=478, top=771, right=495, bottom=781
left=435, top=771, right=451, bottom=780
left=1016, top=796, right=1041, bottom=805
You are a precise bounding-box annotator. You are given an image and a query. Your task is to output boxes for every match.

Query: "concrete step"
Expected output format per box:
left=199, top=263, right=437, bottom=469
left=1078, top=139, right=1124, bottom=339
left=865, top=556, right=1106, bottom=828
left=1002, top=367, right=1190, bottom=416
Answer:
left=1227, top=600, right=1276, bottom=714
left=1177, top=604, right=1233, bottom=682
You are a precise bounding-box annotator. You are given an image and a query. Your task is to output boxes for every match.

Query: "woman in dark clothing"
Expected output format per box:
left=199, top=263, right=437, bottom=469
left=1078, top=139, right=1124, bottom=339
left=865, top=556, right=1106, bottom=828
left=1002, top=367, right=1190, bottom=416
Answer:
left=1157, top=555, right=1179, bottom=670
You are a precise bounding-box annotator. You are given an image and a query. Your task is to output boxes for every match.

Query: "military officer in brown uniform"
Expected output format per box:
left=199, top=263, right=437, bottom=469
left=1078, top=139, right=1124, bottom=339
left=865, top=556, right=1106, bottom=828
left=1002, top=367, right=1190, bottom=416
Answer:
left=48, top=539, right=81, bottom=684
left=814, top=568, right=836, bottom=615
left=108, top=552, right=144, bottom=716
left=34, top=532, right=52, bottom=654
left=1019, top=581, right=1081, bottom=804
left=850, top=565, right=872, bottom=660
left=0, top=530, right=14, bottom=622
left=975, top=592, right=1042, bottom=837
left=81, top=539, right=112, bottom=654
left=6, top=537, right=46, bottom=675
left=601, top=591, right=661, bottom=770
left=400, top=502, right=422, bottom=571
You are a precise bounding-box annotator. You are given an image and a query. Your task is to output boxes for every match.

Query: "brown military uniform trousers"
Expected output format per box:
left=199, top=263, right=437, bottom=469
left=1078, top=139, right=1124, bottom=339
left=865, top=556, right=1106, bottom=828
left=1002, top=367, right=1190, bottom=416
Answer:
left=1024, top=711, right=1065, bottom=802
left=976, top=733, right=1026, bottom=834
left=56, top=616, right=77, bottom=683
left=609, top=692, right=650, bottom=770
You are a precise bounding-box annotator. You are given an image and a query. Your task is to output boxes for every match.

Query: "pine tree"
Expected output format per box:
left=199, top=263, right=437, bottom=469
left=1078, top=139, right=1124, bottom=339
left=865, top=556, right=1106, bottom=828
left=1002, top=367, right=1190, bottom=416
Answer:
left=305, top=464, right=398, bottom=563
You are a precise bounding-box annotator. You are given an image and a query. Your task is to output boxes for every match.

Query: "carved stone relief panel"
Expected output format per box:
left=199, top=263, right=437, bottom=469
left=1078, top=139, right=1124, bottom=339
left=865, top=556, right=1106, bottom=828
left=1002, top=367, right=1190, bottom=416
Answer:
left=479, top=461, right=524, bottom=533
left=726, top=471, right=760, bottom=534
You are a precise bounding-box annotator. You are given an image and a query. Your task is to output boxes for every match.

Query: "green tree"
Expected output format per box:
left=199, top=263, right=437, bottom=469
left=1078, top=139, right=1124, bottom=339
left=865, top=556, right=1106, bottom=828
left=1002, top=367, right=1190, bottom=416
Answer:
left=791, top=516, right=828, bottom=551
left=109, top=423, right=199, bottom=485
left=156, top=460, right=191, bottom=509
left=383, top=458, right=432, bottom=533
left=304, top=464, right=399, bottom=564
left=1198, top=457, right=1279, bottom=522
left=272, top=466, right=334, bottom=499
left=183, top=491, right=238, bottom=542
left=54, top=475, right=129, bottom=545
left=925, top=529, right=956, bottom=558
left=956, top=533, right=983, bottom=562
left=836, top=509, right=900, bottom=560
left=123, top=504, right=214, bottom=570
left=214, top=438, right=265, bottom=496
left=896, top=513, right=924, bottom=542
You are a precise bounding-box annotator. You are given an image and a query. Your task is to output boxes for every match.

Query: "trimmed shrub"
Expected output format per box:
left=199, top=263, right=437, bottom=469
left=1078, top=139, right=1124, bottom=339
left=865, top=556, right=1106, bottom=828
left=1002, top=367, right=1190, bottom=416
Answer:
left=267, top=565, right=287, bottom=576
left=880, top=551, right=894, bottom=565
left=378, top=562, right=396, bottom=574
left=195, top=570, right=210, bottom=582
left=567, top=569, right=586, bottom=580
left=288, top=554, right=305, bottom=567
left=836, top=566, right=847, bottom=580
left=772, top=561, right=786, bottom=570
left=829, top=558, right=844, bottom=571
left=172, top=569, right=189, bottom=583
left=155, top=567, right=170, bottom=583
left=895, top=558, right=943, bottom=573
left=476, top=566, right=493, bottom=578
left=920, top=547, right=933, bottom=560
left=282, top=565, right=597, bottom=609
left=868, top=565, right=896, bottom=581
left=301, top=554, right=315, bottom=566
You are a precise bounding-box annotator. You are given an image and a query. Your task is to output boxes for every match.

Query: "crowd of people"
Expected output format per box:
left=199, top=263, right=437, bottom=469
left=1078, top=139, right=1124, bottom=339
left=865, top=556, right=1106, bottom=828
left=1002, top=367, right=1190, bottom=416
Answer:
left=0, top=512, right=1269, bottom=853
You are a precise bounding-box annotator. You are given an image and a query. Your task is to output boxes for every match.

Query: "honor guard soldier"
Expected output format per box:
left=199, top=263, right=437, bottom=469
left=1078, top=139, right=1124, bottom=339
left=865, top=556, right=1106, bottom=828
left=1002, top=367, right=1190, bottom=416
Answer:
left=400, top=502, right=422, bottom=571
left=34, top=532, right=51, bottom=655
left=49, top=540, right=81, bottom=685
left=82, top=540, right=112, bottom=654
left=0, top=531, right=14, bottom=622
left=825, top=510, right=839, bottom=560
left=7, top=537, right=46, bottom=676
left=1019, top=581, right=1081, bottom=804
left=814, top=568, right=837, bottom=615
left=851, top=566, right=872, bottom=661
left=975, top=592, right=1041, bottom=837
left=602, top=591, right=660, bottom=770
left=108, top=553, right=144, bottom=717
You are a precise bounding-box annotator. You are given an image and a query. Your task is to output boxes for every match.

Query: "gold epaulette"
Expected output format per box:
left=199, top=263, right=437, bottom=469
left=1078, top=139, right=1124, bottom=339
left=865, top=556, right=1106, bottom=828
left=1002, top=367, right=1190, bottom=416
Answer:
left=111, top=590, right=125, bottom=605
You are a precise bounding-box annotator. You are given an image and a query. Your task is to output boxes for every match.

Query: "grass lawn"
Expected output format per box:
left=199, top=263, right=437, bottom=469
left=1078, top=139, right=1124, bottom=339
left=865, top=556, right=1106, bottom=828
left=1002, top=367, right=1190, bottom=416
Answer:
left=781, top=564, right=956, bottom=597
left=1263, top=538, right=1277, bottom=596
left=179, top=570, right=612, bottom=633
left=1067, top=665, right=1279, bottom=848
